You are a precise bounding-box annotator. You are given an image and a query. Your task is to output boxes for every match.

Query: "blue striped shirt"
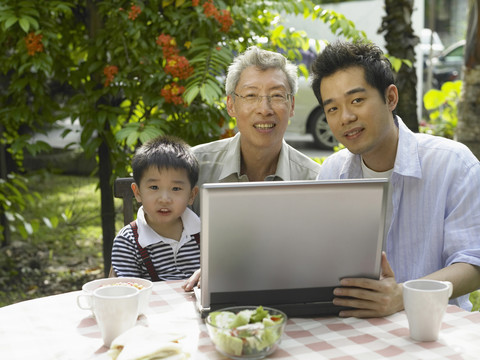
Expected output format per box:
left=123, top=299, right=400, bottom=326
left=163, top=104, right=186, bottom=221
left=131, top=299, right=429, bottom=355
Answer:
left=111, top=207, right=200, bottom=281
left=317, top=117, right=480, bottom=310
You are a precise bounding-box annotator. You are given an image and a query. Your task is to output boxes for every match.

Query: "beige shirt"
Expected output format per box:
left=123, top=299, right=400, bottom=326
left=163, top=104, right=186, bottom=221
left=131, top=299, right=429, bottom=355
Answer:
left=191, top=132, right=321, bottom=215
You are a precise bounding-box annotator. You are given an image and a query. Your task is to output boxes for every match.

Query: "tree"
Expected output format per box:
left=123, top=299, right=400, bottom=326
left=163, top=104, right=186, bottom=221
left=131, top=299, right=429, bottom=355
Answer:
left=457, top=0, right=480, bottom=159
left=0, top=0, right=365, bottom=273
left=378, top=0, right=419, bottom=132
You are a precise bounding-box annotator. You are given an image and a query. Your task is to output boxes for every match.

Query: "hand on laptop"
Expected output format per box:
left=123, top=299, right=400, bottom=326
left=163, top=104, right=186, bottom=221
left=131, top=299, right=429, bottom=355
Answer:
left=182, top=268, right=201, bottom=292
left=332, top=252, right=404, bottom=318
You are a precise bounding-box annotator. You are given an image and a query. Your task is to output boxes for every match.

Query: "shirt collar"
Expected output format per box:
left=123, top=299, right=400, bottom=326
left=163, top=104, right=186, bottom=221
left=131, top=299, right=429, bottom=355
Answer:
left=339, top=116, right=422, bottom=180
left=218, top=132, right=289, bottom=181
left=136, top=206, right=200, bottom=248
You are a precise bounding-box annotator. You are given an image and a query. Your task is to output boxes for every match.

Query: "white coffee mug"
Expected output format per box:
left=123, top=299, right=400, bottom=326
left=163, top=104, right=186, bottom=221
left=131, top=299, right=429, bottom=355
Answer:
left=77, top=285, right=140, bottom=346
left=403, top=279, right=453, bottom=342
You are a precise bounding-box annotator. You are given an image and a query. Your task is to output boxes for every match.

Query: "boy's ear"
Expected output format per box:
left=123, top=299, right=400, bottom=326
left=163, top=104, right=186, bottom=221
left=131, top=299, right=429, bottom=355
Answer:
left=188, top=185, right=199, bottom=205
left=131, top=182, right=142, bottom=202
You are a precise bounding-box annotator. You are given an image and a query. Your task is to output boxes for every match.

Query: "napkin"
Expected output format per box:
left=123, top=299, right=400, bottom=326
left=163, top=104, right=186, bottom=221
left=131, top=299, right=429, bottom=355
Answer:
left=108, top=325, right=190, bottom=360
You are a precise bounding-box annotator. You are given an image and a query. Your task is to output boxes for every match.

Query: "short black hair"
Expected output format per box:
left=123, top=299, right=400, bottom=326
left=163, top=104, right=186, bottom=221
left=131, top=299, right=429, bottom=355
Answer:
left=132, top=135, right=198, bottom=188
left=311, top=40, right=395, bottom=107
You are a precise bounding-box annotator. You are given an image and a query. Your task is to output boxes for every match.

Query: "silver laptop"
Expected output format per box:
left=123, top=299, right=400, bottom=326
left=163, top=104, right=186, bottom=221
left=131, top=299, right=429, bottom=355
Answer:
left=195, top=178, right=388, bottom=317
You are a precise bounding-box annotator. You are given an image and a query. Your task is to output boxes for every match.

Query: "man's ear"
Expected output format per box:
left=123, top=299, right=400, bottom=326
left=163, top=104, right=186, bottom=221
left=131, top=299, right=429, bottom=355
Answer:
left=189, top=185, right=199, bottom=205
left=386, top=84, right=399, bottom=111
left=226, top=94, right=236, bottom=117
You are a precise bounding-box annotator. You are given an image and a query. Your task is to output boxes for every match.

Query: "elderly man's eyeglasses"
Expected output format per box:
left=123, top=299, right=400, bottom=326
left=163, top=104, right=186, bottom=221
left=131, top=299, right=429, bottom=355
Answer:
left=232, top=92, right=293, bottom=106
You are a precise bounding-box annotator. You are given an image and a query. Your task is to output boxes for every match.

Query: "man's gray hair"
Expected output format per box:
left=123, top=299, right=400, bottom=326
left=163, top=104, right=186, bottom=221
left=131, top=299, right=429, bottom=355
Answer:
left=225, top=46, right=298, bottom=95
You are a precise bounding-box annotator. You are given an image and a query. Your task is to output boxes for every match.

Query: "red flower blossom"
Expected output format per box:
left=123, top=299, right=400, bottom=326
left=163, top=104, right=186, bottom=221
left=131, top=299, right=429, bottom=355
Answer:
left=128, top=4, right=141, bottom=20
left=215, top=9, right=234, bottom=32
left=103, top=65, right=119, bottom=87
left=24, top=32, right=44, bottom=56
left=164, top=55, right=194, bottom=80
left=161, top=83, right=186, bottom=105
left=192, top=0, right=200, bottom=6
left=203, top=0, right=219, bottom=18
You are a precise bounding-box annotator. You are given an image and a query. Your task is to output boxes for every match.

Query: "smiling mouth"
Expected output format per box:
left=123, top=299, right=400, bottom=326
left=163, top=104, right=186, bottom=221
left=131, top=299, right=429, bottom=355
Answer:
left=158, top=209, right=171, bottom=214
left=254, top=123, right=275, bottom=129
left=344, top=128, right=363, bottom=138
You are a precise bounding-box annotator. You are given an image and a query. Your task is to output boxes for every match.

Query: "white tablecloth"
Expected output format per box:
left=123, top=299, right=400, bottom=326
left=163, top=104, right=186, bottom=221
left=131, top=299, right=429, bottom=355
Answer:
left=1, top=280, right=480, bottom=359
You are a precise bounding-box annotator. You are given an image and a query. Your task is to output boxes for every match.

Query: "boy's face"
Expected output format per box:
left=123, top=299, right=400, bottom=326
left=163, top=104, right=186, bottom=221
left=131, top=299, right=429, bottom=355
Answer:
left=132, top=166, right=198, bottom=232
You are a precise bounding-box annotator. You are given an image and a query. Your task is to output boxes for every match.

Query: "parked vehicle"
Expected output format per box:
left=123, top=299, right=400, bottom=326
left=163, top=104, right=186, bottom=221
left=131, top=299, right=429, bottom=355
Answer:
left=430, top=39, right=465, bottom=88
left=288, top=45, right=338, bottom=150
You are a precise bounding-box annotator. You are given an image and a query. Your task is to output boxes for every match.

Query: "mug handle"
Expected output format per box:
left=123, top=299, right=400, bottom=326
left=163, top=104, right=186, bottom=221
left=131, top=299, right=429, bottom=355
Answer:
left=77, top=294, right=93, bottom=310
left=442, top=281, right=453, bottom=297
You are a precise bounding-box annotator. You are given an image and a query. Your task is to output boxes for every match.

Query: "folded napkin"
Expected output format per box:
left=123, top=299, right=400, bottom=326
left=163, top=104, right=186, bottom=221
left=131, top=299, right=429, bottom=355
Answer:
left=108, top=325, right=190, bottom=360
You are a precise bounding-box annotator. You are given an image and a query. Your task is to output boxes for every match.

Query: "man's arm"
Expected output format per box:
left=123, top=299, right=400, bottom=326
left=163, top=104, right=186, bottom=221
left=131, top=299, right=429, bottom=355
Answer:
left=332, top=252, right=480, bottom=318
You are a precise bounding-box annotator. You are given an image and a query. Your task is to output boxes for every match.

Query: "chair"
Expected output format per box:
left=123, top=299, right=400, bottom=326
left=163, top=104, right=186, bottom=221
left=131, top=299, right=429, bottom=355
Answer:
left=109, top=177, right=135, bottom=277
left=114, top=177, right=136, bottom=225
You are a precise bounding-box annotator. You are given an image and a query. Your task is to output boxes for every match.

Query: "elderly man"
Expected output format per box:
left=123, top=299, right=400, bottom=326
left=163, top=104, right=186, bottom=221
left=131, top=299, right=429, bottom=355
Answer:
left=183, top=46, right=321, bottom=290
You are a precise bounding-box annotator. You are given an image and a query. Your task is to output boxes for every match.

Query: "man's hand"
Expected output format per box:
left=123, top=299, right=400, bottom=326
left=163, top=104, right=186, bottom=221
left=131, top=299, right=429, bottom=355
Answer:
left=182, top=268, right=201, bottom=292
left=332, top=252, right=404, bottom=318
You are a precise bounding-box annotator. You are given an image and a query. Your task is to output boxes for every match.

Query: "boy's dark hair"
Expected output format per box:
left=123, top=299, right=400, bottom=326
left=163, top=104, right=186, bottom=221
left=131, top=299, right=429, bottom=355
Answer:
left=311, top=40, right=395, bottom=108
left=132, top=135, right=199, bottom=188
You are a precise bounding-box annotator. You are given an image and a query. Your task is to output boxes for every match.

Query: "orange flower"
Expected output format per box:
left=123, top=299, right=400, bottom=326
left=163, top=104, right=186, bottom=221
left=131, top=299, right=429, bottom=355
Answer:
left=203, top=0, right=218, bottom=18
left=215, top=9, right=234, bottom=32
left=24, top=32, right=44, bottom=56
left=161, top=83, right=186, bottom=105
left=164, top=55, right=194, bottom=80
left=103, top=65, right=119, bottom=87
left=128, top=4, right=141, bottom=20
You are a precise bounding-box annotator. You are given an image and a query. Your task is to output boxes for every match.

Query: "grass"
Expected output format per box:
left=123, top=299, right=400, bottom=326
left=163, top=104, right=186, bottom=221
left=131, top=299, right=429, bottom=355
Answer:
left=0, top=172, right=123, bottom=307
left=1, top=171, right=479, bottom=310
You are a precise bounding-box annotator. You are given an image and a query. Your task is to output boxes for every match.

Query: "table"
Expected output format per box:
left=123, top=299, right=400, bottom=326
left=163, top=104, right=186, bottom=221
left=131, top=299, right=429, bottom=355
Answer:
left=1, top=280, right=479, bottom=359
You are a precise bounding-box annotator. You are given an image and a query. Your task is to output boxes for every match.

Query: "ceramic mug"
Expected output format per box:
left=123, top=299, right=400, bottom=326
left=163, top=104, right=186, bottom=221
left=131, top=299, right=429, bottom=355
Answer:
left=403, top=279, right=453, bottom=342
left=77, top=285, right=140, bottom=346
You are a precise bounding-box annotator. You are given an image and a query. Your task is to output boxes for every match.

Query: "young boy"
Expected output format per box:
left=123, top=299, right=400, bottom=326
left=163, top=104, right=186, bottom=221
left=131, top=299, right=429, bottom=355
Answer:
left=111, top=135, right=200, bottom=281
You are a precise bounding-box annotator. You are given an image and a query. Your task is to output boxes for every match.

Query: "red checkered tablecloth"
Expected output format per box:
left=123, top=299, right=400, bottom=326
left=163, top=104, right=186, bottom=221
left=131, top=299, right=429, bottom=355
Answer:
left=1, top=280, right=479, bottom=359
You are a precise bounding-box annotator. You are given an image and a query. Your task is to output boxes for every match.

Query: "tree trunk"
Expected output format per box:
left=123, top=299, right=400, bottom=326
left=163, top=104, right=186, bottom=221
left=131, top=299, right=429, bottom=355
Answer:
left=86, top=0, right=116, bottom=276
left=98, top=131, right=116, bottom=277
left=379, top=0, right=419, bottom=132
left=457, top=0, right=480, bottom=159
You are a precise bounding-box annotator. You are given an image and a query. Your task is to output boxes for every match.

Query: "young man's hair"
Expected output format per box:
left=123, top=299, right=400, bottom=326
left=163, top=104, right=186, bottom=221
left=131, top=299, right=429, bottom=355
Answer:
left=311, top=40, right=395, bottom=107
left=132, top=135, right=199, bottom=188
left=225, top=46, right=299, bottom=96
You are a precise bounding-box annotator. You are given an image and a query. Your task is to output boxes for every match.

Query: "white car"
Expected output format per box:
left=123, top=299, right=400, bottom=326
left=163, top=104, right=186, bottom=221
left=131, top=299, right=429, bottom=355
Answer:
left=288, top=46, right=338, bottom=150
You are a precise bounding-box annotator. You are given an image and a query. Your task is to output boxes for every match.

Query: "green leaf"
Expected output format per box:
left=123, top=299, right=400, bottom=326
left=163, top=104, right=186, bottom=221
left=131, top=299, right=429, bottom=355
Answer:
left=19, top=17, right=30, bottom=32
left=4, top=16, right=18, bottom=30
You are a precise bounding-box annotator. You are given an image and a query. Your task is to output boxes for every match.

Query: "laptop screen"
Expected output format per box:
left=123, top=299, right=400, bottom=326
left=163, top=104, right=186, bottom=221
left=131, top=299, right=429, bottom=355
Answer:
left=198, top=179, right=388, bottom=316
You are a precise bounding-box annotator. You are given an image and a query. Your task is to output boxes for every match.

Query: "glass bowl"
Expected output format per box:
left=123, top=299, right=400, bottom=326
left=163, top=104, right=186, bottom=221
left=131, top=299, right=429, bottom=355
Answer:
left=205, top=306, right=287, bottom=360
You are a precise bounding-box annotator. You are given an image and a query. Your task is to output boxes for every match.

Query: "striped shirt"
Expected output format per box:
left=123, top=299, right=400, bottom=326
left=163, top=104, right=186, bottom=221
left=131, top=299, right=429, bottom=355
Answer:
left=317, top=117, right=480, bottom=310
left=111, top=207, right=200, bottom=281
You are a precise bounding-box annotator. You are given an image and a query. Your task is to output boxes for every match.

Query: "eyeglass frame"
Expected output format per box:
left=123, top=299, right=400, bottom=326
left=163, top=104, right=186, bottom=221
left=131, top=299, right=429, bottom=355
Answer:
left=231, top=92, right=293, bottom=106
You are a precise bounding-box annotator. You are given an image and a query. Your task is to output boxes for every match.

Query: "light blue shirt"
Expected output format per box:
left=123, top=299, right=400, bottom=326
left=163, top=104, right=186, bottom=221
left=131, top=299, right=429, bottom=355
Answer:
left=317, top=117, right=480, bottom=310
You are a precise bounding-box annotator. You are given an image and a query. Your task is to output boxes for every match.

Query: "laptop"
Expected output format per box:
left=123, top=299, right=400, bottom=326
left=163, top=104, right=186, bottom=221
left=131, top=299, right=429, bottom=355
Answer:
left=194, top=178, right=388, bottom=317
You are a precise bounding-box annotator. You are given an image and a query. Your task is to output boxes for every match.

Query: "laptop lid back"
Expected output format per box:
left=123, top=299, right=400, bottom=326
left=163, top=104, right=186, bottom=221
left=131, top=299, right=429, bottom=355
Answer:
left=199, top=179, right=388, bottom=316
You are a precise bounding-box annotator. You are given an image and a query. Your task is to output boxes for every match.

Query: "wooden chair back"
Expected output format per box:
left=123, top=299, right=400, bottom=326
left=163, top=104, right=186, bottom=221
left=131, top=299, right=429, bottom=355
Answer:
left=110, top=177, right=135, bottom=277
left=114, top=177, right=135, bottom=225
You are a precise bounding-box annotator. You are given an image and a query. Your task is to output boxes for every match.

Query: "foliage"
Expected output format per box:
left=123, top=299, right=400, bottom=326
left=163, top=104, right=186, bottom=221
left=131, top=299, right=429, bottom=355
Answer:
left=0, top=173, right=107, bottom=307
left=471, top=290, right=480, bottom=312
left=422, top=80, right=461, bottom=139
left=0, top=173, right=67, bottom=241
left=0, top=0, right=366, bottom=250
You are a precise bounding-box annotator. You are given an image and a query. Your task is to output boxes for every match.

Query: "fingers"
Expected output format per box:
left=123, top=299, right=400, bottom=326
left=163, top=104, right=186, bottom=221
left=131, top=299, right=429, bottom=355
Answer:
left=380, top=251, right=395, bottom=279
left=182, top=268, right=201, bottom=292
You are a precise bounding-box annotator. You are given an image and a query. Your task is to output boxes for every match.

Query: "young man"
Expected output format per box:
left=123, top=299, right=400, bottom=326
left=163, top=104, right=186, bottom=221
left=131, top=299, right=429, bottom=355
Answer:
left=311, top=40, right=480, bottom=318
left=182, top=46, right=321, bottom=291
left=111, top=136, right=200, bottom=281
